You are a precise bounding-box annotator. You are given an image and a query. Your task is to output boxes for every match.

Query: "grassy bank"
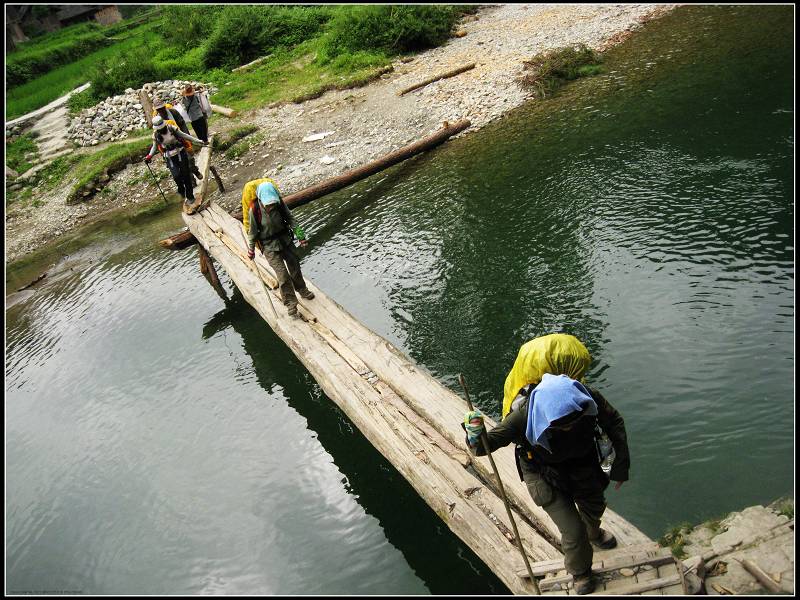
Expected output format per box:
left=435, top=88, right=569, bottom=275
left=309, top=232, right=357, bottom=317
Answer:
left=7, top=5, right=471, bottom=120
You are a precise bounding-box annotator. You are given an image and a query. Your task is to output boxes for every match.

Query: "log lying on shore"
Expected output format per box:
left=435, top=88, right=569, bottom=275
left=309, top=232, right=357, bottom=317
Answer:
left=232, top=54, right=272, bottom=73
left=210, top=104, right=238, bottom=118
left=159, top=118, right=471, bottom=249
left=397, top=63, right=476, bottom=96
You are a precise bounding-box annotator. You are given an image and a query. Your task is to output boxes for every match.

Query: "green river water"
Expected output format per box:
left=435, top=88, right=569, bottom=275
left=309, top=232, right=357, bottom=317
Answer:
left=6, top=6, right=793, bottom=594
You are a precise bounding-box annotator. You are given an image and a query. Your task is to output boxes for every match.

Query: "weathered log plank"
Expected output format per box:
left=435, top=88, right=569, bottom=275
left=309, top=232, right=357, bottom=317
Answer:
left=183, top=204, right=559, bottom=593
left=398, top=63, right=476, bottom=96
left=158, top=119, right=471, bottom=249
left=210, top=104, right=237, bottom=118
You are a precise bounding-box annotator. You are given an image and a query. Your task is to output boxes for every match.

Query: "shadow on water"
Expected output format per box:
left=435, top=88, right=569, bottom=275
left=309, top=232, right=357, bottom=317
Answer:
left=201, top=284, right=508, bottom=594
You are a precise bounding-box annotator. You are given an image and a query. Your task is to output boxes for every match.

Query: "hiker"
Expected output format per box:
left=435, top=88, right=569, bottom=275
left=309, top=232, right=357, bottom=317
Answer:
left=152, top=96, right=203, bottom=181
left=144, top=115, right=208, bottom=210
left=243, top=178, right=315, bottom=318
left=180, top=84, right=211, bottom=143
left=462, top=333, right=630, bottom=595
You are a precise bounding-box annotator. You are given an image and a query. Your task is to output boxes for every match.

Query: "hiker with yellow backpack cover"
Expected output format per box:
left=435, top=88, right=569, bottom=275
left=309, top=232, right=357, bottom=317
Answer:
left=462, top=333, right=630, bottom=595
left=242, top=178, right=315, bottom=318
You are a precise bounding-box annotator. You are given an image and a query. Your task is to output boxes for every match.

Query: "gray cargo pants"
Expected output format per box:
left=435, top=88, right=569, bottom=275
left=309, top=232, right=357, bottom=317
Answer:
left=263, top=244, right=309, bottom=309
left=524, top=470, right=607, bottom=575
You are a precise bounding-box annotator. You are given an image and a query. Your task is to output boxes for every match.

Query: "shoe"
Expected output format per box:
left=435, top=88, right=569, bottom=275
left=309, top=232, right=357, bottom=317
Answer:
left=287, top=305, right=298, bottom=317
left=573, top=571, right=596, bottom=595
left=590, top=528, right=617, bottom=550
left=299, top=289, right=315, bottom=300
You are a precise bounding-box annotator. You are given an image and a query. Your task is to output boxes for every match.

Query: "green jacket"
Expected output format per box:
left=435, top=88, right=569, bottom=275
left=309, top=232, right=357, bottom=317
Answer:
left=246, top=200, right=295, bottom=253
left=471, top=387, right=630, bottom=494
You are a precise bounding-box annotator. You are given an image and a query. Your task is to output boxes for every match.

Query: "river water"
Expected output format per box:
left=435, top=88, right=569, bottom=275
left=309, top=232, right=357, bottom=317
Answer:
left=6, top=6, right=793, bottom=594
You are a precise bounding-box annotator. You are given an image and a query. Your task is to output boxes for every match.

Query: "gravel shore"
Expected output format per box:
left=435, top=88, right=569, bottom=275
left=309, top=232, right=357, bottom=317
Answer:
left=6, top=4, right=676, bottom=267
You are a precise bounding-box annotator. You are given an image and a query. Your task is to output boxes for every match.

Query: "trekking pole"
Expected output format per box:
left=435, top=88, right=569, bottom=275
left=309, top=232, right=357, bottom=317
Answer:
left=458, top=373, right=540, bottom=592
left=145, top=160, right=169, bottom=205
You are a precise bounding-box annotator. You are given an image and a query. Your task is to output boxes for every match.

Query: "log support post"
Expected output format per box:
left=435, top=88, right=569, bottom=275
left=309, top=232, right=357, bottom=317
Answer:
left=198, top=243, right=226, bottom=299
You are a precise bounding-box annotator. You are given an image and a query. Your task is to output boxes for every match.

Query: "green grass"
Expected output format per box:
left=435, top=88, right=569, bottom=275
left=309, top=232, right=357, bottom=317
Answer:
left=659, top=522, right=693, bottom=559
left=6, top=134, right=39, bottom=174
left=774, top=498, right=794, bottom=520
left=6, top=23, right=161, bottom=119
left=8, top=5, right=461, bottom=120
left=64, top=139, right=153, bottom=204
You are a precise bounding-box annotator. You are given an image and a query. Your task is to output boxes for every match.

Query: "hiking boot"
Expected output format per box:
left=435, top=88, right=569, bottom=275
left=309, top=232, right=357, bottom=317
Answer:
left=299, top=289, right=315, bottom=300
left=287, top=305, right=299, bottom=317
left=590, top=528, right=617, bottom=550
left=573, top=571, right=596, bottom=595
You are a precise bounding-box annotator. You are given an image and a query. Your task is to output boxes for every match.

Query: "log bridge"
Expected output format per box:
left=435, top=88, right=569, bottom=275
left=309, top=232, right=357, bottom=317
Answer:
left=178, top=130, right=673, bottom=595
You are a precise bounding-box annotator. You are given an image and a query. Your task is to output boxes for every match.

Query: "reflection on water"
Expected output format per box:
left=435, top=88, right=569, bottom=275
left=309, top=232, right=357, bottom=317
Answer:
left=6, top=5, right=793, bottom=594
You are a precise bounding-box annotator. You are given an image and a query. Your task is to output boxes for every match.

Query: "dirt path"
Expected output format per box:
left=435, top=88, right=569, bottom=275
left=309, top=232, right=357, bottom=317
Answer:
left=5, top=4, right=676, bottom=268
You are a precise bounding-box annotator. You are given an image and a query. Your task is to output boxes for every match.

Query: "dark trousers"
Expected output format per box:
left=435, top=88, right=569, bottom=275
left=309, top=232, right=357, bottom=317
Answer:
left=524, top=470, right=607, bottom=576
left=262, top=243, right=308, bottom=308
left=191, top=117, right=209, bottom=143
left=166, top=150, right=194, bottom=200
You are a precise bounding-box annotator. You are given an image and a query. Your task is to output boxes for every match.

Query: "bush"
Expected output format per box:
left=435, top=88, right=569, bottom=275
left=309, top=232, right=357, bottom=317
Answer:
left=7, top=31, right=111, bottom=88
left=202, top=6, right=330, bottom=69
left=322, top=5, right=461, bottom=59
left=159, top=4, right=224, bottom=51
left=518, top=43, right=603, bottom=98
left=89, top=44, right=165, bottom=100
left=66, top=88, right=98, bottom=115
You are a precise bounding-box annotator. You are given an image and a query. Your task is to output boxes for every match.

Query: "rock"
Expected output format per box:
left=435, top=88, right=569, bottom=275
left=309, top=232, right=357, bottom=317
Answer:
left=619, top=568, right=635, bottom=577
left=6, top=166, right=19, bottom=180
left=320, top=155, right=336, bottom=165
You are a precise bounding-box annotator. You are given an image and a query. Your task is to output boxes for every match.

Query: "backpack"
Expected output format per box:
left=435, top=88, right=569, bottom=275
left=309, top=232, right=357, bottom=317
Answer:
left=198, top=90, right=212, bottom=117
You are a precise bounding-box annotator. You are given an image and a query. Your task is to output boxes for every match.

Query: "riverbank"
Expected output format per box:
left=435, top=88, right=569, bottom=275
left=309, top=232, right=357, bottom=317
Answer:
left=664, top=498, right=794, bottom=595
left=5, top=4, right=676, bottom=274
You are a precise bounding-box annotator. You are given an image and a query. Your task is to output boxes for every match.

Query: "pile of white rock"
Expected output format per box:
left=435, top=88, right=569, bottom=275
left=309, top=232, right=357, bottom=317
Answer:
left=67, top=79, right=217, bottom=147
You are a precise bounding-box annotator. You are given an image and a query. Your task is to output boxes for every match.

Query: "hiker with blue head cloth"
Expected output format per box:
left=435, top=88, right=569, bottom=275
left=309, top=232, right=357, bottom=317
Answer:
left=242, top=178, right=314, bottom=318
left=462, top=333, right=630, bottom=595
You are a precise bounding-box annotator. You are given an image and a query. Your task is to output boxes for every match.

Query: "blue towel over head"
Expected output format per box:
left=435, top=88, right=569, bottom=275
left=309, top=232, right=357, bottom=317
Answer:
left=256, top=181, right=281, bottom=206
left=525, top=373, right=598, bottom=452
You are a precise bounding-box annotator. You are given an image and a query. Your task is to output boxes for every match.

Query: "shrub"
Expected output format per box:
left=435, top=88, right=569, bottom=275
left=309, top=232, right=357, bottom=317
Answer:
left=518, top=43, right=603, bottom=98
left=202, top=6, right=330, bottom=69
left=89, top=44, right=165, bottom=100
left=322, top=5, right=461, bottom=59
left=67, top=88, right=98, bottom=115
left=159, top=4, right=224, bottom=51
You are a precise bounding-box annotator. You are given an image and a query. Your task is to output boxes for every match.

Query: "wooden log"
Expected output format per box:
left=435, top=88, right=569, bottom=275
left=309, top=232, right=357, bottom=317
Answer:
left=182, top=203, right=561, bottom=593
left=398, top=63, right=475, bottom=96
left=232, top=54, right=272, bottom=72
left=210, top=104, right=238, bottom=118
left=139, top=90, right=153, bottom=128
left=182, top=202, right=651, bottom=590
left=198, top=243, right=226, bottom=299
left=158, top=119, right=471, bottom=249
left=738, top=558, right=783, bottom=593
left=210, top=165, right=225, bottom=193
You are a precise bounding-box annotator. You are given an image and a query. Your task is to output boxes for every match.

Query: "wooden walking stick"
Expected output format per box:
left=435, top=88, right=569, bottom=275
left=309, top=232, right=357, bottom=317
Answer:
left=458, top=373, right=540, bottom=592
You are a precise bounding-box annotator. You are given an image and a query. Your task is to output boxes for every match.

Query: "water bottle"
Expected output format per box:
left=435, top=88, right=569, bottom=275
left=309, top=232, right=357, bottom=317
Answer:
left=596, top=428, right=615, bottom=476
left=293, top=226, right=307, bottom=248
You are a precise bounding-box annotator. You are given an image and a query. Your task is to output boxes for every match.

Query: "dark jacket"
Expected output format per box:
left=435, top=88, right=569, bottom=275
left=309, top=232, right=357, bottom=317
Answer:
left=469, top=387, right=630, bottom=497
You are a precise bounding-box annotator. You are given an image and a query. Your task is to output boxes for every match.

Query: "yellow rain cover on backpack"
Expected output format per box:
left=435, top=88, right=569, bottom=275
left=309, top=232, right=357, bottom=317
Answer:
left=241, top=178, right=280, bottom=234
left=502, top=333, right=592, bottom=418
